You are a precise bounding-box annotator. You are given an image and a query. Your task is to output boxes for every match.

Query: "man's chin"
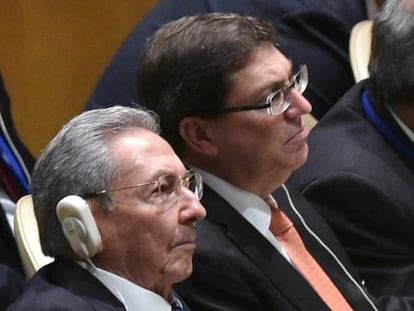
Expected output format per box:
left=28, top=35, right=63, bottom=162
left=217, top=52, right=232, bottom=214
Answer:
left=292, top=145, right=309, bottom=170
left=160, top=250, right=195, bottom=282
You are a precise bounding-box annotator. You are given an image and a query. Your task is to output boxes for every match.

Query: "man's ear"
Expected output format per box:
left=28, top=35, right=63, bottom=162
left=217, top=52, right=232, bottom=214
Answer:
left=179, top=117, right=218, bottom=157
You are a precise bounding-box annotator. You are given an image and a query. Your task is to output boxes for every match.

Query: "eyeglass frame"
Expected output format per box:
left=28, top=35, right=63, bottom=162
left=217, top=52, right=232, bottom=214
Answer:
left=217, top=64, right=308, bottom=116
left=82, top=170, right=203, bottom=202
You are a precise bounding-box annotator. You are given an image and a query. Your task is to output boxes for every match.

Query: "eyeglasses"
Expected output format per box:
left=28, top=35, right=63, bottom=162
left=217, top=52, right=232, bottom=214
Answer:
left=218, top=64, right=308, bottom=116
left=83, top=171, right=203, bottom=202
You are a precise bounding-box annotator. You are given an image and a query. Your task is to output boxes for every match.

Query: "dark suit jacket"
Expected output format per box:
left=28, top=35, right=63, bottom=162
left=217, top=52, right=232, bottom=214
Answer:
left=288, top=80, right=414, bottom=308
left=174, top=185, right=380, bottom=310
left=7, top=259, right=126, bottom=311
left=0, top=263, right=24, bottom=311
left=84, top=0, right=368, bottom=119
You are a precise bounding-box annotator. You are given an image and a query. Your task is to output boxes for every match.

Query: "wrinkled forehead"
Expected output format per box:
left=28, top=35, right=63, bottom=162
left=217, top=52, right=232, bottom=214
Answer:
left=109, top=128, right=186, bottom=181
left=226, top=44, right=292, bottom=106
left=230, top=44, right=291, bottom=82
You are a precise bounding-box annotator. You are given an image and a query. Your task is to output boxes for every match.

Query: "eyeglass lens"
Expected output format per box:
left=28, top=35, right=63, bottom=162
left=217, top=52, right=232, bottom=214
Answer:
left=158, top=172, right=203, bottom=201
left=269, top=65, right=308, bottom=115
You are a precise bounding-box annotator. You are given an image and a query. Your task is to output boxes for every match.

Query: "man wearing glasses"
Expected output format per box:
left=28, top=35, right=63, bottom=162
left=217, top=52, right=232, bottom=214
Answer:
left=136, top=12, right=382, bottom=311
left=8, top=106, right=206, bottom=310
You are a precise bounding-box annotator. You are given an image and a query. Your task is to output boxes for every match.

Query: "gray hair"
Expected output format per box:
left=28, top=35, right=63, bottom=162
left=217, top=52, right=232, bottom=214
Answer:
left=368, top=0, right=414, bottom=106
left=32, top=105, right=160, bottom=258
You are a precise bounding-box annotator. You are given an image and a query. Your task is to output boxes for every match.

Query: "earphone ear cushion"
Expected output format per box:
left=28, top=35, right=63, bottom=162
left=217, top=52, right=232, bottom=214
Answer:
left=56, top=195, right=103, bottom=260
left=61, top=217, right=87, bottom=240
left=61, top=217, right=90, bottom=259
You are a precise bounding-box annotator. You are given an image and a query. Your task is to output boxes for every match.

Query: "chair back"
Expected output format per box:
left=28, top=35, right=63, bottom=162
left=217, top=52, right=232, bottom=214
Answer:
left=14, top=194, right=54, bottom=277
left=304, top=113, right=317, bottom=130
left=349, top=20, right=373, bottom=82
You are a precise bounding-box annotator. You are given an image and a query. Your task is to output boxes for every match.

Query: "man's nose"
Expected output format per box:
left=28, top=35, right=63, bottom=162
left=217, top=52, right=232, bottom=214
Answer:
left=285, top=90, right=312, bottom=116
left=179, top=189, right=207, bottom=223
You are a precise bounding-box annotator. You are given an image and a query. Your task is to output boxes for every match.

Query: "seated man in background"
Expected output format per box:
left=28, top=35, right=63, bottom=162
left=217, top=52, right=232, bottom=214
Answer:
left=85, top=0, right=381, bottom=119
left=137, top=12, right=382, bottom=310
left=288, top=0, right=414, bottom=306
left=0, top=72, right=35, bottom=310
left=8, top=106, right=206, bottom=310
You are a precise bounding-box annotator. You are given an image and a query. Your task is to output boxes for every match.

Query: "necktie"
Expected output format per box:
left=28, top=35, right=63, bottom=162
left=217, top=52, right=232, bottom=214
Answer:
left=269, top=202, right=352, bottom=311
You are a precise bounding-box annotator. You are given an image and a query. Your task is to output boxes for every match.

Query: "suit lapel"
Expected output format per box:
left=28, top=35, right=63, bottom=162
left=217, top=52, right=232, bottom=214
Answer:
left=201, top=186, right=329, bottom=310
left=44, top=259, right=126, bottom=310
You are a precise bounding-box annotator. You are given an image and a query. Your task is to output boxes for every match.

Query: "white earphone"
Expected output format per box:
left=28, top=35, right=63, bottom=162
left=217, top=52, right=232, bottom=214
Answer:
left=56, top=195, right=102, bottom=260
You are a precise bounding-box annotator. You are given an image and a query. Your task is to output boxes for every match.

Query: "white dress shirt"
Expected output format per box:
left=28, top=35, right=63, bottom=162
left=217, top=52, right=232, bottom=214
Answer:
left=194, top=167, right=291, bottom=262
left=81, top=262, right=179, bottom=311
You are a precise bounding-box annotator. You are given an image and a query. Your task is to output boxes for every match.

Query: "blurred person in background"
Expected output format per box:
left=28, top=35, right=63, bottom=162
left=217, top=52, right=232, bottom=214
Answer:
left=288, top=0, right=414, bottom=307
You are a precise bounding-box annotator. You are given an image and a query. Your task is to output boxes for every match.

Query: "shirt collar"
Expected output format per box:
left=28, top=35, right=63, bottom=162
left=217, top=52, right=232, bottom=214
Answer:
left=79, top=262, right=174, bottom=311
left=193, top=167, right=272, bottom=235
left=192, top=167, right=292, bottom=261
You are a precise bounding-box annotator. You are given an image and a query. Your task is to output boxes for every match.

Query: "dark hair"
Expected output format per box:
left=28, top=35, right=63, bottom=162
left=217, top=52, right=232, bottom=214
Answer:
left=32, top=106, right=159, bottom=258
left=137, top=13, right=277, bottom=154
left=368, top=0, right=414, bottom=106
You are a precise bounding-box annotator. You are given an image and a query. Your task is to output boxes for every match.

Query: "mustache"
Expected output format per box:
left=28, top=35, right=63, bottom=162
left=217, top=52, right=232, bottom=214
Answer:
left=170, top=227, right=197, bottom=248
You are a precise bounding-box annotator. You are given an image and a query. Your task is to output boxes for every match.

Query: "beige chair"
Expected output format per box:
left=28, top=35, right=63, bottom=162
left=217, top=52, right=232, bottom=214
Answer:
left=304, top=113, right=318, bottom=130
left=349, top=20, right=373, bottom=82
left=14, top=194, right=54, bottom=278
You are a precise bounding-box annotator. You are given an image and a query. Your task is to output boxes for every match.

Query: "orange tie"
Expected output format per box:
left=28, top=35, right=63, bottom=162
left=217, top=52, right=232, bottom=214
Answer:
left=269, top=203, right=352, bottom=311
